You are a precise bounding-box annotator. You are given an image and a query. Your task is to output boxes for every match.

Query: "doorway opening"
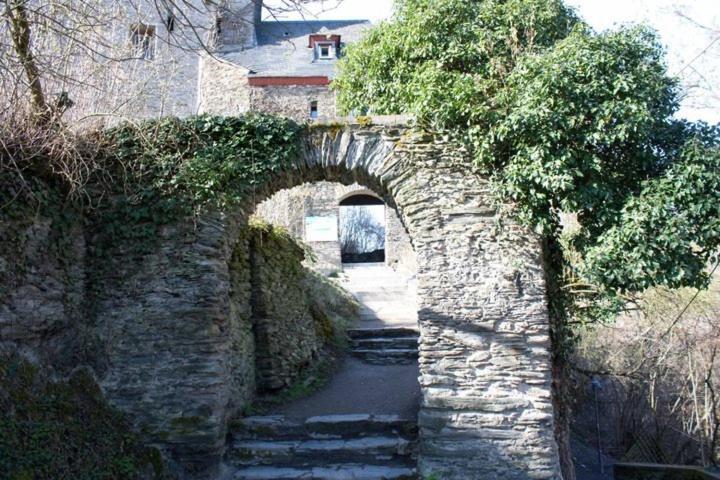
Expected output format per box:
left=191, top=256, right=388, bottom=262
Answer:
left=339, top=193, right=386, bottom=264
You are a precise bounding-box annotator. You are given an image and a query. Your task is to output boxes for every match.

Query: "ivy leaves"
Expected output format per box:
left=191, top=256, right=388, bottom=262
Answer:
left=481, top=26, right=680, bottom=237
left=584, top=139, right=720, bottom=292
left=106, top=114, right=300, bottom=214
left=335, top=0, right=578, bottom=127
left=92, top=114, right=301, bottom=253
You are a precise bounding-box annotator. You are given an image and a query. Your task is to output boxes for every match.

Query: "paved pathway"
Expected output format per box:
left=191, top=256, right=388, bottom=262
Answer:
left=273, top=356, right=420, bottom=420
left=228, top=264, right=422, bottom=479
left=272, top=263, right=421, bottom=420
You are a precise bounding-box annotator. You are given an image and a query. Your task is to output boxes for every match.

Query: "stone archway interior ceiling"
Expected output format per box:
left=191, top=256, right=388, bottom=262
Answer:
left=339, top=194, right=384, bottom=206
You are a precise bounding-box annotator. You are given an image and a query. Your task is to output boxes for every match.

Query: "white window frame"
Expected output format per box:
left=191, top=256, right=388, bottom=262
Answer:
left=316, top=42, right=335, bottom=60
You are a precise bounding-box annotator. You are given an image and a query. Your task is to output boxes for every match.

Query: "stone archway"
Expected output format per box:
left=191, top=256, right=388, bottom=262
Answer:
left=338, top=189, right=383, bottom=205
left=94, top=117, right=560, bottom=479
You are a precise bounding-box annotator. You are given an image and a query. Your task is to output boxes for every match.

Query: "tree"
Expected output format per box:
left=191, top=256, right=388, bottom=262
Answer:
left=0, top=0, right=327, bottom=195
left=671, top=8, right=720, bottom=122
left=340, top=205, right=385, bottom=254
left=334, top=1, right=720, bottom=477
left=0, top=0, right=340, bottom=124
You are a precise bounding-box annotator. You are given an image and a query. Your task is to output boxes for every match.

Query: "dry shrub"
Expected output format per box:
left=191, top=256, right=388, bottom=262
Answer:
left=572, top=275, right=720, bottom=466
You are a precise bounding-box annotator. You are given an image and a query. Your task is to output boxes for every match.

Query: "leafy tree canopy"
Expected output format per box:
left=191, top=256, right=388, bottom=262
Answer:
left=335, top=0, right=720, bottom=297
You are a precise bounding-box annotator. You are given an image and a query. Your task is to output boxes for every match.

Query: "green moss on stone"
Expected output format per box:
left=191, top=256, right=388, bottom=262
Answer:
left=170, top=416, right=208, bottom=435
left=355, top=116, right=373, bottom=127
left=0, top=355, right=166, bottom=480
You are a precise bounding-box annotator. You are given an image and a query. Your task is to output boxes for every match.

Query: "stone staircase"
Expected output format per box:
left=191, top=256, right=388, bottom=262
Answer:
left=227, top=414, right=418, bottom=479
left=340, top=264, right=418, bottom=328
left=348, top=327, right=419, bottom=365
left=226, top=263, right=421, bottom=479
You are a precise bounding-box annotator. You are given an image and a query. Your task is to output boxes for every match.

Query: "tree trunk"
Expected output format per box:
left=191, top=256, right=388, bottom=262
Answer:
left=553, top=355, right=576, bottom=480
left=6, top=1, right=49, bottom=123
left=543, top=235, right=576, bottom=480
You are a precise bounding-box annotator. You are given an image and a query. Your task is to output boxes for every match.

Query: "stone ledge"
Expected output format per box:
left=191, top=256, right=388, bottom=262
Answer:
left=310, top=115, right=414, bottom=127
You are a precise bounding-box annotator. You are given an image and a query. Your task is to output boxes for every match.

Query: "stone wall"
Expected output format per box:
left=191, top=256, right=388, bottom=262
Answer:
left=0, top=211, right=86, bottom=371
left=215, top=0, right=262, bottom=49
left=198, top=55, right=251, bottom=116
left=227, top=231, right=257, bottom=416
left=385, top=203, right=418, bottom=275
left=198, top=67, right=338, bottom=122
left=292, top=121, right=560, bottom=479
left=89, top=216, right=241, bottom=477
left=249, top=85, right=337, bottom=122
left=86, top=213, right=357, bottom=476
left=2, top=119, right=562, bottom=479
left=247, top=223, right=326, bottom=392
left=256, top=181, right=418, bottom=276
left=59, top=0, right=211, bottom=126
left=303, top=182, right=347, bottom=273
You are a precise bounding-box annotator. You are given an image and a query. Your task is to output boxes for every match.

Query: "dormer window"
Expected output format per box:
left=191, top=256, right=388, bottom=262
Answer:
left=309, top=34, right=342, bottom=60
left=316, top=42, right=334, bottom=60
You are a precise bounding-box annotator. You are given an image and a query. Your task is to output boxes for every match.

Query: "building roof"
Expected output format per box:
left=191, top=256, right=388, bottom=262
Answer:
left=221, top=20, right=371, bottom=79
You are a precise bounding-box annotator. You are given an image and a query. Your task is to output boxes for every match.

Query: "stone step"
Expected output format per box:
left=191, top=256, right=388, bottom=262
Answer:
left=350, top=337, right=418, bottom=350
left=346, top=288, right=413, bottom=294
left=358, top=304, right=417, bottom=314
left=232, top=464, right=418, bottom=479
left=347, top=328, right=419, bottom=340
left=358, top=310, right=418, bottom=321
left=352, top=292, right=414, bottom=302
left=357, top=317, right=418, bottom=326
left=350, top=349, right=419, bottom=365
left=343, top=274, right=411, bottom=281
left=342, top=281, right=414, bottom=289
left=230, top=414, right=418, bottom=441
left=228, top=436, right=414, bottom=467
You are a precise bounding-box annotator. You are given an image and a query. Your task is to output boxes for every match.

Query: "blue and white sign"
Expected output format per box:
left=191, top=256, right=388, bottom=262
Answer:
left=305, top=216, right=338, bottom=242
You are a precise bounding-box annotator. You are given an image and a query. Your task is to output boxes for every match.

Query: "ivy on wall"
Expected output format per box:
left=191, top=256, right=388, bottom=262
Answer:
left=92, top=114, right=301, bottom=249
left=0, top=355, right=164, bottom=480
left=0, top=114, right=306, bottom=479
left=334, top=0, right=720, bottom=320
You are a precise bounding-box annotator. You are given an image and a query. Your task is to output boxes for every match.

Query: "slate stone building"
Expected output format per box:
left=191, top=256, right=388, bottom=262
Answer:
left=198, top=3, right=370, bottom=120
left=70, top=0, right=410, bottom=272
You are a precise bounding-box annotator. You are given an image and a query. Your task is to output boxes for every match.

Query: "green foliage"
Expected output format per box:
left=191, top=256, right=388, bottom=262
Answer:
left=247, top=216, right=308, bottom=268
left=246, top=217, right=359, bottom=344
left=238, top=222, right=358, bottom=416
left=585, top=139, right=720, bottom=291
left=93, top=114, right=301, bottom=252
left=335, top=0, right=579, bottom=126
left=0, top=355, right=164, bottom=480
left=305, top=270, right=359, bottom=345
left=480, top=26, right=680, bottom=235
left=335, top=0, right=720, bottom=305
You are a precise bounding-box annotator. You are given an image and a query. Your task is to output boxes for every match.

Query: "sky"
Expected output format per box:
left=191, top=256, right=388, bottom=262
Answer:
left=263, top=0, right=720, bottom=123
